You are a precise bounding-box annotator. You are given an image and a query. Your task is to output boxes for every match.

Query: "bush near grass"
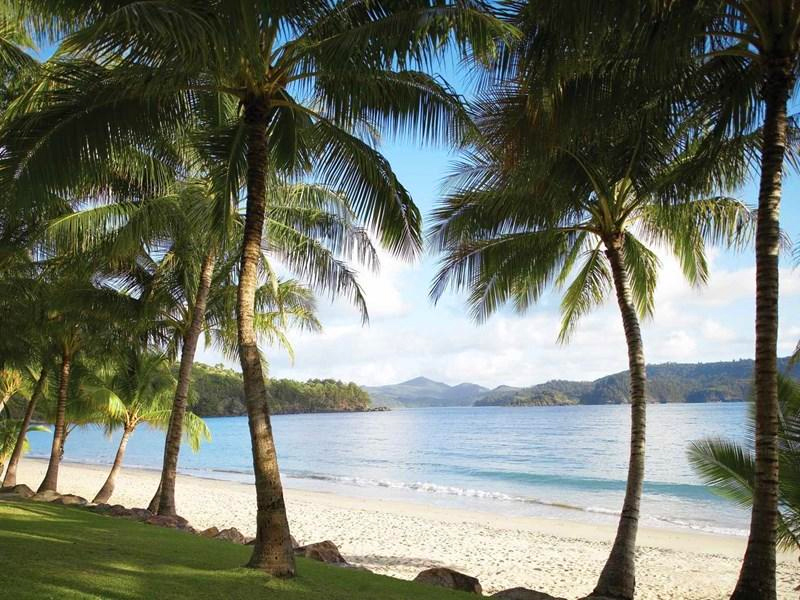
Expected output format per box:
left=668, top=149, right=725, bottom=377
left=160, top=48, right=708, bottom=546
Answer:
left=0, top=500, right=470, bottom=600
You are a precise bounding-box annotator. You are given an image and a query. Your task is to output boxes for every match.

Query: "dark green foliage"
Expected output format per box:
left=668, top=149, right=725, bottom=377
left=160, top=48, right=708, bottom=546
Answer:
left=187, top=363, right=371, bottom=417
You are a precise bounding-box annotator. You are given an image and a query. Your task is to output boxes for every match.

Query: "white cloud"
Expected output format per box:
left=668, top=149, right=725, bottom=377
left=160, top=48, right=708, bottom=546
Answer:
left=197, top=248, right=800, bottom=388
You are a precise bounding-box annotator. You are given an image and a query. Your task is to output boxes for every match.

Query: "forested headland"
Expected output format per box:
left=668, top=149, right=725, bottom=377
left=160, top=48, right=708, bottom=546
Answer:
left=186, top=364, right=372, bottom=416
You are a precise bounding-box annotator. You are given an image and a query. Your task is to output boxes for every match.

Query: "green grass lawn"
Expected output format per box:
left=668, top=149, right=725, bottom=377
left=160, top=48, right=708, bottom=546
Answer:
left=0, top=499, right=469, bottom=600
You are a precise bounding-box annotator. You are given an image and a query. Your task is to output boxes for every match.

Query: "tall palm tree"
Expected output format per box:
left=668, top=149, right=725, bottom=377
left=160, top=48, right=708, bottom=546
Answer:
left=7, top=1, right=508, bottom=573
left=484, top=4, right=798, bottom=596
left=35, top=266, right=145, bottom=493
left=432, top=119, right=751, bottom=598
left=674, top=5, right=800, bottom=597
left=81, top=349, right=209, bottom=504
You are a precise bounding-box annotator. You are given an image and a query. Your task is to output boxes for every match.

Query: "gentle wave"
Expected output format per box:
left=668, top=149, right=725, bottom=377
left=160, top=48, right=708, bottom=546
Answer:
left=29, top=453, right=746, bottom=537
left=279, top=470, right=747, bottom=537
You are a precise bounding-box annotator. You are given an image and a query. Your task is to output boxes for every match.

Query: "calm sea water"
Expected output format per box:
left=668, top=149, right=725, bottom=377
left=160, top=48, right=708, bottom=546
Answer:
left=26, top=403, right=751, bottom=536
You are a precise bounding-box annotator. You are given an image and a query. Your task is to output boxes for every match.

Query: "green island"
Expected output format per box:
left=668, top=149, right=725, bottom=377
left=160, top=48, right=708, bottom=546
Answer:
left=187, top=363, right=373, bottom=416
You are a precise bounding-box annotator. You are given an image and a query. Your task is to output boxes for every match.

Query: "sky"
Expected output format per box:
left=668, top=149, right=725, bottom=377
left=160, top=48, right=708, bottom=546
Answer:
left=197, top=64, right=800, bottom=389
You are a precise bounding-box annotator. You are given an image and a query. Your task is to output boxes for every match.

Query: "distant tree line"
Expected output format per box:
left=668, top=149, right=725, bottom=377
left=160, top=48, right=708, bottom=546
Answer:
left=476, top=359, right=794, bottom=407
left=187, top=364, right=371, bottom=416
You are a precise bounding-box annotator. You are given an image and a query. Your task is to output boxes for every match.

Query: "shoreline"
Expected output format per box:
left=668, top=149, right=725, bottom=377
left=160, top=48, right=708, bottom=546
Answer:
left=8, top=458, right=798, bottom=598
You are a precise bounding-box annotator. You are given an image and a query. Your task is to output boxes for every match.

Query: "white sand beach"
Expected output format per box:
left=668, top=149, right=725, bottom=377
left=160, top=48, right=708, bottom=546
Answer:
left=10, top=458, right=798, bottom=599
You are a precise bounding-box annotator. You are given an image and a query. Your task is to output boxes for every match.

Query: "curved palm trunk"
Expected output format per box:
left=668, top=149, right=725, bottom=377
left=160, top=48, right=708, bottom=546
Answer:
left=151, top=249, right=217, bottom=516
left=730, top=60, right=793, bottom=600
left=585, top=237, right=646, bottom=600
left=3, top=367, right=47, bottom=488
left=238, top=96, right=295, bottom=577
left=38, top=354, right=71, bottom=493
left=93, top=425, right=133, bottom=504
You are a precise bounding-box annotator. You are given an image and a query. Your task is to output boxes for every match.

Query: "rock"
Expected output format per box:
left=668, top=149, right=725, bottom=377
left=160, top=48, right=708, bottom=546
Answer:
left=413, top=567, right=482, bottom=595
left=294, top=540, right=348, bottom=565
left=214, top=528, right=247, bottom=544
left=200, top=526, right=220, bottom=538
left=31, top=490, right=62, bottom=503
left=51, top=494, right=88, bottom=506
left=491, top=588, right=567, bottom=600
left=108, top=504, right=133, bottom=517
left=0, top=484, right=35, bottom=498
left=145, top=514, right=190, bottom=529
left=145, top=515, right=179, bottom=528
left=128, top=508, right=152, bottom=521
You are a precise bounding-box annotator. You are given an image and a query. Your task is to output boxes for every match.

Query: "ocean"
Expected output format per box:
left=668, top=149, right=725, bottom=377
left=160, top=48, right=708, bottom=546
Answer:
left=25, top=403, right=751, bottom=536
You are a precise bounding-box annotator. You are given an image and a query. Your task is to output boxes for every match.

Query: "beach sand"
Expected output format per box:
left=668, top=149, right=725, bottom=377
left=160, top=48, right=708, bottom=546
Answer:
left=9, top=458, right=798, bottom=599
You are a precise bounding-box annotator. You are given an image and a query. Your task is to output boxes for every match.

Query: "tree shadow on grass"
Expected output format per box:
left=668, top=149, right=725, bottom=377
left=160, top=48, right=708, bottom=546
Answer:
left=0, top=500, right=467, bottom=600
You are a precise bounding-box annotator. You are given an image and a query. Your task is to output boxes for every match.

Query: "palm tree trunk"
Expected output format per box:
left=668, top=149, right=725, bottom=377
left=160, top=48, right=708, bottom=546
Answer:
left=93, top=425, right=133, bottom=504
left=585, top=236, right=646, bottom=600
left=3, top=367, right=47, bottom=488
left=151, top=249, right=217, bottom=516
left=147, top=481, right=162, bottom=513
left=238, top=96, right=295, bottom=577
left=38, top=353, right=71, bottom=493
left=730, top=58, right=794, bottom=600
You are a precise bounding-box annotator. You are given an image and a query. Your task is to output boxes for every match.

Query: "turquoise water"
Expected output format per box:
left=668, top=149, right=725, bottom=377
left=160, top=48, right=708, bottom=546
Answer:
left=26, top=403, right=751, bottom=535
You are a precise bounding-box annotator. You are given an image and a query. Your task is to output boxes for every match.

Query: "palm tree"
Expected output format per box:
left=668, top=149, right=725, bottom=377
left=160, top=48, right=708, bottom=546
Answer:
left=432, top=118, right=750, bottom=598
left=2, top=366, right=48, bottom=487
left=689, top=373, right=800, bottom=552
left=81, top=349, right=209, bottom=504
left=674, top=6, right=800, bottom=597
left=35, top=266, right=145, bottom=493
left=0, top=418, right=48, bottom=480
left=49, top=172, right=375, bottom=517
left=7, top=4, right=507, bottom=572
left=483, top=4, right=798, bottom=596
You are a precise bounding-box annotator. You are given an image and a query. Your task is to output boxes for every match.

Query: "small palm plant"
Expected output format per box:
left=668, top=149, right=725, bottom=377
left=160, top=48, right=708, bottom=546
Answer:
left=0, top=419, right=49, bottom=479
left=83, top=350, right=210, bottom=504
left=3, top=366, right=49, bottom=487
left=689, top=373, right=800, bottom=551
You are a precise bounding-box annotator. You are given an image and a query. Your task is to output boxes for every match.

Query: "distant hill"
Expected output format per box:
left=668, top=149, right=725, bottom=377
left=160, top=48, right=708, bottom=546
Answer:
left=363, top=376, right=488, bottom=408
left=475, top=357, right=794, bottom=406
left=365, top=357, right=794, bottom=408
left=188, top=363, right=372, bottom=416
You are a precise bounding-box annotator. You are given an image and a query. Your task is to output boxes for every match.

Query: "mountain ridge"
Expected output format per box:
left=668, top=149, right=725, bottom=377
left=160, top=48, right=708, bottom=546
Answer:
left=363, top=357, right=794, bottom=408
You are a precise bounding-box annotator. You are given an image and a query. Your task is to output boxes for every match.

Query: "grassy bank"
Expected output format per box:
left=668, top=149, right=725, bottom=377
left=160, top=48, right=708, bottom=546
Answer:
left=0, top=499, right=466, bottom=599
